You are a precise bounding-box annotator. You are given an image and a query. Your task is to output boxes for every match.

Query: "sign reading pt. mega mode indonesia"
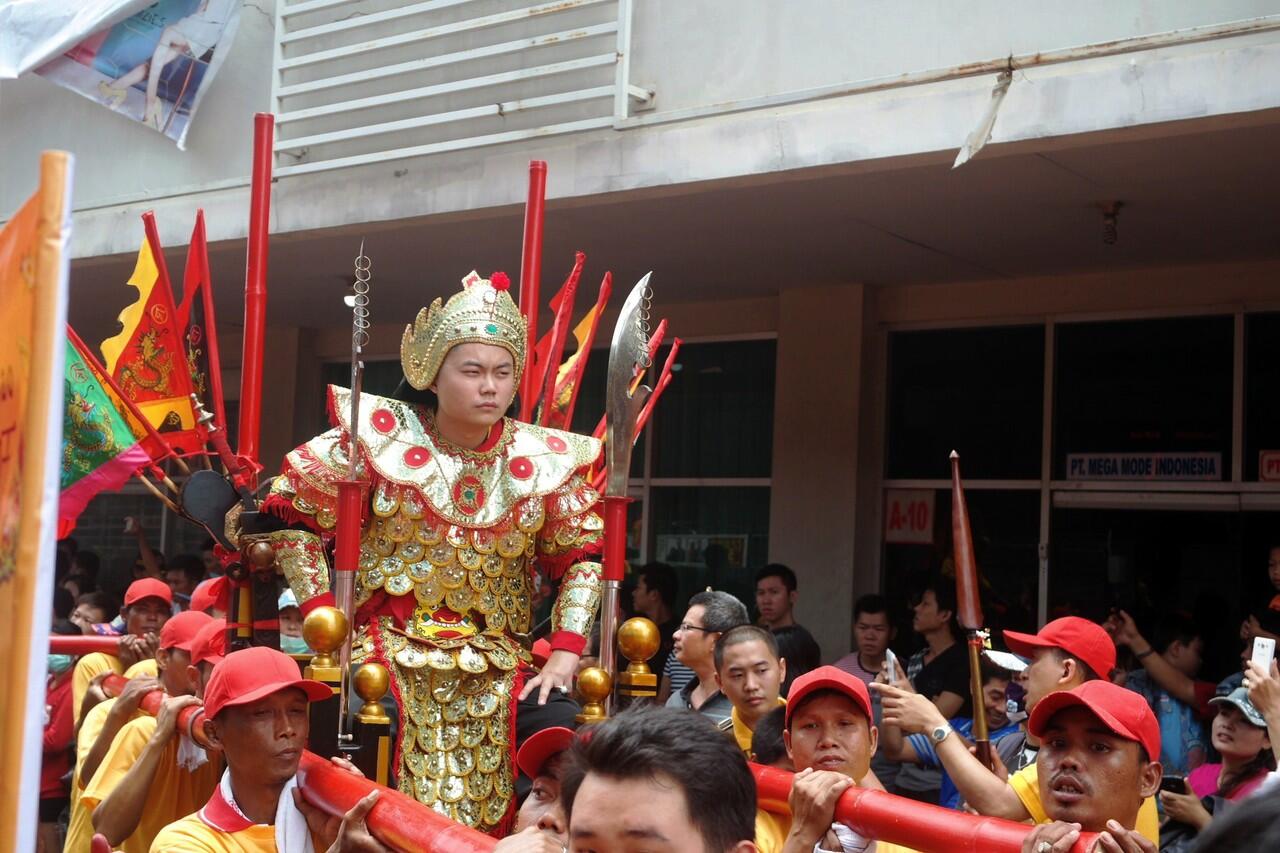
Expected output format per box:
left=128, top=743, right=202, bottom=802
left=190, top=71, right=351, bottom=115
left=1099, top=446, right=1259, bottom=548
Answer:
left=1066, top=452, right=1222, bottom=481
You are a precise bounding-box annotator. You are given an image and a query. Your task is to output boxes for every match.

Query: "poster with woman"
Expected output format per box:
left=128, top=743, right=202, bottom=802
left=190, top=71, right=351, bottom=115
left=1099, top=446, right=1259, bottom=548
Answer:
left=35, top=0, right=242, bottom=149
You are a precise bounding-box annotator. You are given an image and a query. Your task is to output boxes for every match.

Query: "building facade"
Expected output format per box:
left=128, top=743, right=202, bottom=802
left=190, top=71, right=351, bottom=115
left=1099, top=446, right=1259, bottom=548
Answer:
left=6, top=0, right=1280, bottom=665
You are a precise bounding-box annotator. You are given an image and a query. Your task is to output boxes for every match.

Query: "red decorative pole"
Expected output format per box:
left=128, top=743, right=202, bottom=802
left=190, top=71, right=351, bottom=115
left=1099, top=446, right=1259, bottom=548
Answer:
left=751, top=764, right=1098, bottom=853
left=517, top=161, right=547, bottom=422
left=238, top=113, right=274, bottom=481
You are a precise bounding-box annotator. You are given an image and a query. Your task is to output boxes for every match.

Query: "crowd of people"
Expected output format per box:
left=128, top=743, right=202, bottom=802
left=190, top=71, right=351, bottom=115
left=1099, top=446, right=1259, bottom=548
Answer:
left=38, top=529, right=1280, bottom=852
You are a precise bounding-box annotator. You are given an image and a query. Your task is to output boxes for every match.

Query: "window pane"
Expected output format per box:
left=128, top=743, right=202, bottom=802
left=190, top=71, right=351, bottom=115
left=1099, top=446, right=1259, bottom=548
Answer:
left=1054, top=317, right=1232, bottom=480
left=651, top=340, right=776, bottom=478
left=650, top=486, right=771, bottom=610
left=1246, top=313, right=1280, bottom=480
left=887, top=326, right=1044, bottom=480
left=881, top=489, right=1040, bottom=655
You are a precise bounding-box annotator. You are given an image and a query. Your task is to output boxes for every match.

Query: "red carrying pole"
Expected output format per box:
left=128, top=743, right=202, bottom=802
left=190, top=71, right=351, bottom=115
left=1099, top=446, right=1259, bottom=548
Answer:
left=50, top=635, right=122, bottom=656
left=517, top=161, right=547, bottom=422
left=239, top=113, right=274, bottom=480
left=100, top=675, right=495, bottom=852
left=751, top=763, right=1099, bottom=853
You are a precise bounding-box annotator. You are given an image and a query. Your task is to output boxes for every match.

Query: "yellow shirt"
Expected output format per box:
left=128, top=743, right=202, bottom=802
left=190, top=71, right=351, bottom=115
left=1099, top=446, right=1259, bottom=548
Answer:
left=71, top=654, right=159, bottom=724
left=150, top=816, right=279, bottom=853
left=81, top=715, right=221, bottom=853
left=754, top=809, right=919, bottom=853
left=66, top=699, right=120, bottom=853
left=725, top=697, right=787, bottom=756
left=1009, top=762, right=1159, bottom=844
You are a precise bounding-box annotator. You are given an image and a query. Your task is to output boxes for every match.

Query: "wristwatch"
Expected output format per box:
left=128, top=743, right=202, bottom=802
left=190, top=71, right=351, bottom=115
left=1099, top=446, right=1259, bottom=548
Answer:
left=930, top=722, right=954, bottom=745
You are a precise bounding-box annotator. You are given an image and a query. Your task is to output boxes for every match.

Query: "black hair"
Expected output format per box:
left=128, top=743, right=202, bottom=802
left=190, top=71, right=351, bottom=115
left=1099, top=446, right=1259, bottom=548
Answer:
left=980, top=659, right=1012, bottom=686
left=561, top=706, right=756, bottom=852
left=638, top=562, right=678, bottom=609
left=853, top=594, right=891, bottom=624
left=921, top=571, right=962, bottom=637
left=755, top=564, right=797, bottom=593
left=1253, top=607, right=1280, bottom=638
left=1048, top=647, right=1101, bottom=683
left=52, top=586, right=75, bottom=620
left=750, top=706, right=788, bottom=766
left=774, top=625, right=821, bottom=696
left=714, top=624, right=780, bottom=672
left=72, top=550, right=101, bottom=581
left=1218, top=748, right=1276, bottom=799
left=1151, top=611, right=1201, bottom=655
left=688, top=590, right=749, bottom=634
left=77, top=590, right=121, bottom=619
left=166, top=554, right=205, bottom=585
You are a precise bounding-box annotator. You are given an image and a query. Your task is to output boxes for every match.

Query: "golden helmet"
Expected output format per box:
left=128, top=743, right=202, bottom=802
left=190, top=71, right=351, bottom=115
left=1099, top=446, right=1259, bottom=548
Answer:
left=400, top=270, right=527, bottom=391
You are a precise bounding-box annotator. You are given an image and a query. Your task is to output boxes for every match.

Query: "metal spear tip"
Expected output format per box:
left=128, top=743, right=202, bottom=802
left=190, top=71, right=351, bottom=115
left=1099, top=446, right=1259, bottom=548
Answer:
left=950, top=450, right=960, bottom=459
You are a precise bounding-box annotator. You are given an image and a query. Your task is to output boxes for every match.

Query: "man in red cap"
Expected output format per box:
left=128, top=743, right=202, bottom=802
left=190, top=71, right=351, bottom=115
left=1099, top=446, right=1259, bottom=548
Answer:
left=189, top=576, right=229, bottom=618
left=150, top=646, right=385, bottom=853
left=68, top=610, right=216, bottom=853
left=72, top=577, right=173, bottom=724
left=1019, top=681, right=1162, bottom=853
left=875, top=616, right=1160, bottom=844
left=494, top=727, right=574, bottom=852
left=755, top=665, right=916, bottom=853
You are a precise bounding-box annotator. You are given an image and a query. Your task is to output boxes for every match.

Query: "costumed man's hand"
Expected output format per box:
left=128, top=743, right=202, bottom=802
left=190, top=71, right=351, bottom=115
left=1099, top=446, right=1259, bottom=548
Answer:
left=873, top=682, right=947, bottom=735
left=786, top=767, right=852, bottom=849
left=152, top=695, right=201, bottom=745
left=519, top=649, right=579, bottom=706
left=492, top=826, right=565, bottom=853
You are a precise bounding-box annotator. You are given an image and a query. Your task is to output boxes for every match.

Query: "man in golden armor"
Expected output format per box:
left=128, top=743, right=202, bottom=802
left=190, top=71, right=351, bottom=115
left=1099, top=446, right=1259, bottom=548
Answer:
left=245, top=270, right=603, bottom=834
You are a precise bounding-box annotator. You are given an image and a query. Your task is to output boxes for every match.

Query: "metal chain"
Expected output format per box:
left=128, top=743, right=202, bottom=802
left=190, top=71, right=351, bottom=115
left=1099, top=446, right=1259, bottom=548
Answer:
left=352, top=243, right=371, bottom=353
left=637, top=282, right=653, bottom=370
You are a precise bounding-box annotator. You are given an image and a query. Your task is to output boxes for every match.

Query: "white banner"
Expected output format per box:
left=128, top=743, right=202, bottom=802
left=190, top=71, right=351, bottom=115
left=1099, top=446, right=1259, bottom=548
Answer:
left=31, top=0, right=243, bottom=149
left=0, top=0, right=152, bottom=78
left=1065, top=452, right=1223, bottom=481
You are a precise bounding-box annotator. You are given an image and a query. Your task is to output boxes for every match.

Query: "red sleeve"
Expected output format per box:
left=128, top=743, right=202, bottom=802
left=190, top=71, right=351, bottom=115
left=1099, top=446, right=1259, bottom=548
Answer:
left=548, top=630, right=587, bottom=656
left=1193, top=680, right=1217, bottom=720
left=43, top=681, right=74, bottom=753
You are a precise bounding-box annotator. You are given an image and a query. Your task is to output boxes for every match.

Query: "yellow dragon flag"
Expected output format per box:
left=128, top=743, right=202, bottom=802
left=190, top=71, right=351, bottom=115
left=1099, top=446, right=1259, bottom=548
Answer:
left=0, top=151, right=73, bottom=853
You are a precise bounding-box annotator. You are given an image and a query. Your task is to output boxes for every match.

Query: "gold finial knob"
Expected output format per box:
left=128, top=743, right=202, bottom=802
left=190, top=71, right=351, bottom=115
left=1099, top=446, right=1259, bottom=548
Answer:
left=575, top=666, right=613, bottom=725
left=247, top=540, right=276, bottom=569
left=353, top=663, right=391, bottom=724
left=302, top=606, right=348, bottom=678
left=617, top=617, right=660, bottom=696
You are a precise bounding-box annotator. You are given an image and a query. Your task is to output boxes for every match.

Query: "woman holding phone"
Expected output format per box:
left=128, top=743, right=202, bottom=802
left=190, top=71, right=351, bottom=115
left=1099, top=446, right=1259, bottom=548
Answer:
left=1159, top=687, right=1274, bottom=847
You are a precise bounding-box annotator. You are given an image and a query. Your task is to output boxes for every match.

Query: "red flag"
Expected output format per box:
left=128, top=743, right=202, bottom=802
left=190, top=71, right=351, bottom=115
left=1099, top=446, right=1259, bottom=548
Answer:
left=100, top=212, right=201, bottom=455
left=177, top=210, right=227, bottom=433
left=543, top=270, right=611, bottom=430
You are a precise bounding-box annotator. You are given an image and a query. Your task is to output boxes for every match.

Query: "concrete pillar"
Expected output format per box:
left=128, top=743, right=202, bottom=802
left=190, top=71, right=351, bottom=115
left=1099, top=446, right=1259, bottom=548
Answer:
left=769, top=284, right=866, bottom=662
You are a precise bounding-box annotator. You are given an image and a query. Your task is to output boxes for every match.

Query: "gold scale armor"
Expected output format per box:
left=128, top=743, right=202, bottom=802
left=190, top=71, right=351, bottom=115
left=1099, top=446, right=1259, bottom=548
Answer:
left=255, top=385, right=603, bottom=832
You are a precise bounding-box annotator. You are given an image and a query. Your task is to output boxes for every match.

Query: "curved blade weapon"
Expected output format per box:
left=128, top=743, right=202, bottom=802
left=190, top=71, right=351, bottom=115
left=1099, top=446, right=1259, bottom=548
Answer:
left=598, top=274, right=654, bottom=688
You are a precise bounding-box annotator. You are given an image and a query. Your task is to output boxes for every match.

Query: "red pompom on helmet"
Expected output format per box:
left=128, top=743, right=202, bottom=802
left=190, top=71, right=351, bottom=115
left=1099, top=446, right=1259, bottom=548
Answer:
left=490, top=271, right=511, bottom=291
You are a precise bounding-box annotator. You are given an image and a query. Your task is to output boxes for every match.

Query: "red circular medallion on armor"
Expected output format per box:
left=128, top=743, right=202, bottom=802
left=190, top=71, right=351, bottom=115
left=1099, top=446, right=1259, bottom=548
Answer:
left=452, top=473, right=487, bottom=515
left=545, top=435, right=568, bottom=453
left=371, top=408, right=397, bottom=434
left=508, top=456, right=534, bottom=479
left=403, top=446, right=431, bottom=468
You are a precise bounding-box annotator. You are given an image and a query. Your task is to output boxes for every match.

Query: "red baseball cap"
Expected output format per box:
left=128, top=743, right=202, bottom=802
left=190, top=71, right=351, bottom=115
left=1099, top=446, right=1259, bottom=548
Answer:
left=1028, top=680, right=1161, bottom=761
left=784, top=665, right=873, bottom=728
left=191, top=618, right=228, bottom=667
left=189, top=577, right=228, bottom=614
left=125, top=578, right=173, bottom=607
left=203, top=646, right=331, bottom=719
left=517, top=726, right=575, bottom=779
left=159, top=610, right=213, bottom=652
left=1003, top=617, right=1115, bottom=679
